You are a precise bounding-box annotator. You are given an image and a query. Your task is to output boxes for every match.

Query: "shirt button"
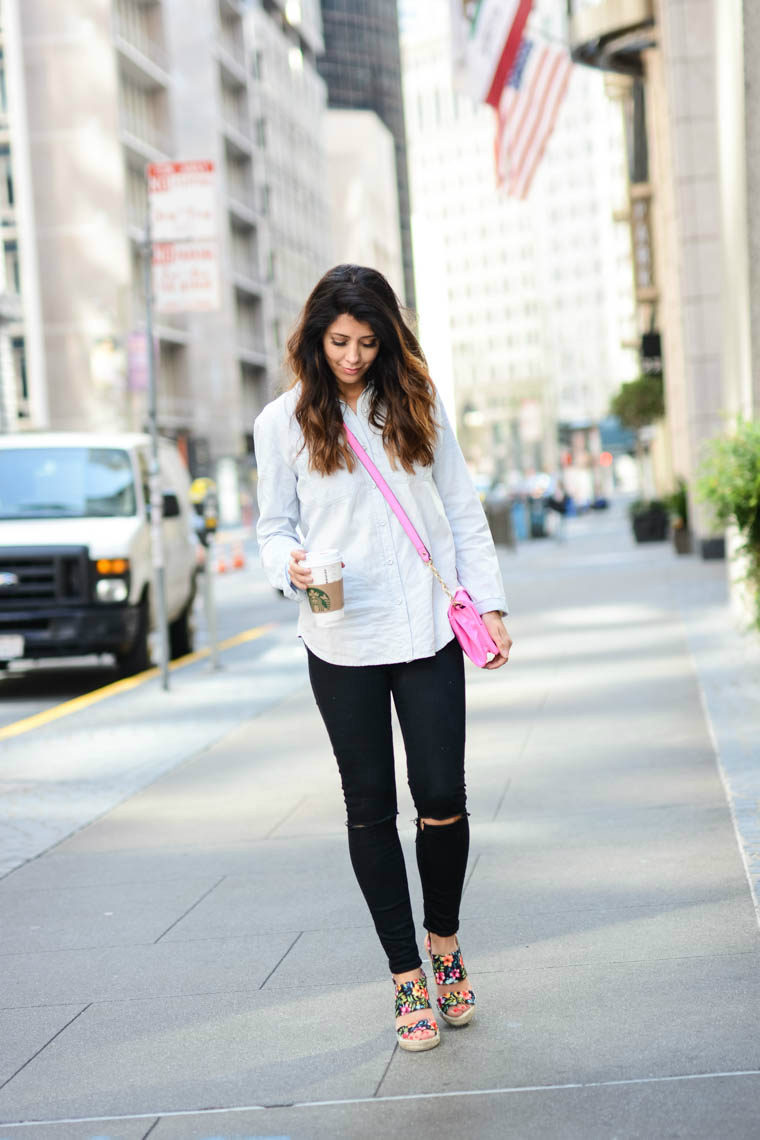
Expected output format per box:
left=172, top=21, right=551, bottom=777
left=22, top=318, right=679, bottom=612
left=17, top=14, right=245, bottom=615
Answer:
left=386, top=558, right=394, bottom=565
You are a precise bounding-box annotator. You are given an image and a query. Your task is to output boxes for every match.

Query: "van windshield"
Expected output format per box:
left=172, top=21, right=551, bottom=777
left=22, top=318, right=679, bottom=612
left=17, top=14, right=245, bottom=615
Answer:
left=0, top=448, right=137, bottom=519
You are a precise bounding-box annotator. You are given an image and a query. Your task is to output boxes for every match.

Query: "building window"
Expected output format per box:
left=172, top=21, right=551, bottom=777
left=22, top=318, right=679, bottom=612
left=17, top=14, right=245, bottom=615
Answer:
left=4, top=240, right=19, bottom=292
left=11, top=336, right=28, bottom=412
left=0, top=145, right=13, bottom=211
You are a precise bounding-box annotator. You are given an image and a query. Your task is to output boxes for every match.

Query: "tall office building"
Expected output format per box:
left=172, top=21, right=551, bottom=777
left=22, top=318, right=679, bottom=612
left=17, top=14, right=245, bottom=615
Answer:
left=325, top=108, right=405, bottom=302
left=247, top=0, right=332, bottom=372
left=403, top=0, right=637, bottom=490
left=567, top=0, right=759, bottom=554
left=318, top=0, right=415, bottom=307
left=0, top=0, right=334, bottom=523
left=1, top=0, right=276, bottom=480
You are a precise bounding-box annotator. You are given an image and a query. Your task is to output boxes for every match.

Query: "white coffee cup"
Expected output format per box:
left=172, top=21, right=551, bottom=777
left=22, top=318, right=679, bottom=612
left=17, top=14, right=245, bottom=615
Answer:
left=303, top=549, right=344, bottom=625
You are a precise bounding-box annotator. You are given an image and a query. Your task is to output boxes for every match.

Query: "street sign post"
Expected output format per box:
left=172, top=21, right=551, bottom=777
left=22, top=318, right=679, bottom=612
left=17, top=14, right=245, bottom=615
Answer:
left=143, top=159, right=221, bottom=691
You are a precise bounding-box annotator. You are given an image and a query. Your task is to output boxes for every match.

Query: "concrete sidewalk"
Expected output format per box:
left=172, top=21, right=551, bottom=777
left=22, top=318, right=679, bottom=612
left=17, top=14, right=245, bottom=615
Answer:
left=1, top=504, right=759, bottom=1139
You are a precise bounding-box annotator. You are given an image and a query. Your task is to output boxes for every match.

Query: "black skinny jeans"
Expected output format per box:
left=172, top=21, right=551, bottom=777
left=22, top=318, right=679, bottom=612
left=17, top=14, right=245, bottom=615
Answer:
left=307, top=637, right=469, bottom=975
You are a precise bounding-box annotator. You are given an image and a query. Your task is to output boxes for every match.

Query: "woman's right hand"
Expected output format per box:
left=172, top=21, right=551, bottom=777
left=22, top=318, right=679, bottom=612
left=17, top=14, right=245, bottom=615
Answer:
left=288, top=548, right=313, bottom=590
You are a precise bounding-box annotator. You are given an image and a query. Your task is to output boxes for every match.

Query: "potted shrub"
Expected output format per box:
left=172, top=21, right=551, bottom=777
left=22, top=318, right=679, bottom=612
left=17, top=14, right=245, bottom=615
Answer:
left=697, top=419, right=760, bottom=630
left=610, top=372, right=666, bottom=538
left=664, top=478, right=692, bottom=554
left=629, top=498, right=669, bottom=542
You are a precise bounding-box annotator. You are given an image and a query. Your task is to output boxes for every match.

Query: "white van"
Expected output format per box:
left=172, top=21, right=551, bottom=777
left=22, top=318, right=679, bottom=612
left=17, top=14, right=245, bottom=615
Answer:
left=0, top=432, right=198, bottom=674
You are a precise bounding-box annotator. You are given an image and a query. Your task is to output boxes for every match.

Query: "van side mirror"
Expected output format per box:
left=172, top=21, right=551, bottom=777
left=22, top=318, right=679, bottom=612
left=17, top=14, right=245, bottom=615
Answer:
left=162, top=492, right=181, bottom=519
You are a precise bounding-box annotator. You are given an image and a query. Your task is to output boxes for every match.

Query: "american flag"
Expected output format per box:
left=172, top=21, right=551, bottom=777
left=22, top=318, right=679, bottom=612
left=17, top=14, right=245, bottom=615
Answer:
left=494, top=37, right=573, bottom=199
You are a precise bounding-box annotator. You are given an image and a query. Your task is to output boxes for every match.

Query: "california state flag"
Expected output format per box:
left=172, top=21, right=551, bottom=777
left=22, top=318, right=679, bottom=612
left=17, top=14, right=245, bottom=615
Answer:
left=460, top=0, right=534, bottom=108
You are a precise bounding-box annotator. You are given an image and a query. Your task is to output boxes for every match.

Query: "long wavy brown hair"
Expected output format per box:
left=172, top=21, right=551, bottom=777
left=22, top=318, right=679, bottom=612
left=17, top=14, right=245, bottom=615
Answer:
left=286, top=264, right=438, bottom=475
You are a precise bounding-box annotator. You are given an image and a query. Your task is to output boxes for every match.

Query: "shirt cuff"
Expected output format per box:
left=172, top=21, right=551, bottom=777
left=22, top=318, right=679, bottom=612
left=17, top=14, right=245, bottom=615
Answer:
left=282, top=562, right=302, bottom=602
left=475, top=597, right=508, bottom=617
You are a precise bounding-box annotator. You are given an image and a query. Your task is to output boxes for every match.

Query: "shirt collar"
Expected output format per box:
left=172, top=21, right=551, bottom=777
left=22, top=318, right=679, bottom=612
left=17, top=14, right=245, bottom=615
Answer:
left=340, top=385, right=370, bottom=418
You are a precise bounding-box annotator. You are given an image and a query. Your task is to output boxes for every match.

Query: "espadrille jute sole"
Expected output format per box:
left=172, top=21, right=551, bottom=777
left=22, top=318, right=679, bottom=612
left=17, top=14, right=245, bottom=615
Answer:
left=397, top=1027, right=441, bottom=1052
left=440, top=1004, right=475, bottom=1028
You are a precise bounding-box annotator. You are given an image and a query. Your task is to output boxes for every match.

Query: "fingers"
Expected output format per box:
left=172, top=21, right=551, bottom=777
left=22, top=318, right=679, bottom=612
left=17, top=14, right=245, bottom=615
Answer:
left=288, top=548, right=312, bottom=589
left=486, top=631, right=512, bottom=670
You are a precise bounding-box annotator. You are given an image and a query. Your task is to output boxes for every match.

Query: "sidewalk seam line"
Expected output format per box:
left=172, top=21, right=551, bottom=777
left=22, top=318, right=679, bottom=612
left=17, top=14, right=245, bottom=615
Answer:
left=3, top=1069, right=760, bottom=1127
left=461, top=851, right=481, bottom=898
left=373, top=1043, right=398, bottom=1098
left=490, top=777, right=512, bottom=822
left=0, top=1002, right=91, bottom=1093
left=153, top=875, right=227, bottom=944
left=0, top=947, right=752, bottom=1013
left=688, top=633, right=760, bottom=933
left=1, top=948, right=756, bottom=1013
left=259, top=930, right=303, bottom=990
left=264, top=795, right=309, bottom=840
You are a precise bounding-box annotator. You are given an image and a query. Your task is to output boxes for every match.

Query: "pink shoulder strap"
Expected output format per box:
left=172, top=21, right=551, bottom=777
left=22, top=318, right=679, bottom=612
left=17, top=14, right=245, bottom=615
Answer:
left=343, top=424, right=431, bottom=563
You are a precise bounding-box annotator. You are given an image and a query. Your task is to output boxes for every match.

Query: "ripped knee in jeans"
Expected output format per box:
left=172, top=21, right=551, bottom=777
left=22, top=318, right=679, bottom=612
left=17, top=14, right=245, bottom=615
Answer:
left=346, top=810, right=398, bottom=830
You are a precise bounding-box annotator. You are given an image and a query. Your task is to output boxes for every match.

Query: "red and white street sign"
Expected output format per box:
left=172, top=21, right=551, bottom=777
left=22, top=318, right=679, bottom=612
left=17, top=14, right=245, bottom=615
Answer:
left=152, top=242, right=221, bottom=314
left=147, top=160, right=217, bottom=242
left=147, top=160, right=221, bottom=312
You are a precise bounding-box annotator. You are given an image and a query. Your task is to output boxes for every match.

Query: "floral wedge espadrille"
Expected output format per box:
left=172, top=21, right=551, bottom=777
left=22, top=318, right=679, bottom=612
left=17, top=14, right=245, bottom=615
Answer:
left=425, top=933, right=476, bottom=1027
left=394, top=970, right=441, bottom=1052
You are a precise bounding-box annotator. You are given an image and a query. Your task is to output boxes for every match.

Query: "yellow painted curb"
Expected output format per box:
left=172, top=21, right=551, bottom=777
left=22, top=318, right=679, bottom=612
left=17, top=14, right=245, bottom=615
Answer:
left=0, top=622, right=277, bottom=743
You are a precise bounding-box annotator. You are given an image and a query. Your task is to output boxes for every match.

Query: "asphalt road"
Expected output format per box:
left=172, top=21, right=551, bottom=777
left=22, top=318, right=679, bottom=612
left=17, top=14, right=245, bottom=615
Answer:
left=0, top=536, right=297, bottom=731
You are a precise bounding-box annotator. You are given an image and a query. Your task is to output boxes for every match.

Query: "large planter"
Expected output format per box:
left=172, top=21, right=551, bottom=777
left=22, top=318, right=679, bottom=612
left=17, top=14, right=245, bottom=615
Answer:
left=673, top=527, right=693, bottom=555
left=631, top=506, right=669, bottom=543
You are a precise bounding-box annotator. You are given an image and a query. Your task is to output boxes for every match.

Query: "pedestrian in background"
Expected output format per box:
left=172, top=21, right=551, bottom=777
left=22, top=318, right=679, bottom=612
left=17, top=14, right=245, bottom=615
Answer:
left=254, top=265, right=512, bottom=1052
left=547, top=479, right=569, bottom=542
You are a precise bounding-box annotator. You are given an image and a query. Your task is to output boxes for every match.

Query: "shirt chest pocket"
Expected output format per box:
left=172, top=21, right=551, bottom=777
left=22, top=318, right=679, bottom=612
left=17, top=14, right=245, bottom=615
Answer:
left=296, top=461, right=357, bottom=507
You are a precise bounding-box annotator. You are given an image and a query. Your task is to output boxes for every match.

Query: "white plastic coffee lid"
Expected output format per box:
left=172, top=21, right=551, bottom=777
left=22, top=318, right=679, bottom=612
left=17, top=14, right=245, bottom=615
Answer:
left=304, top=548, right=341, bottom=567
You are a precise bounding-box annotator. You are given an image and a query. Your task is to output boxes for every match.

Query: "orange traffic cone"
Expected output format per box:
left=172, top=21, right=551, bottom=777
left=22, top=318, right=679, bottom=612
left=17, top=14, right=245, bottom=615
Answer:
left=232, top=541, right=246, bottom=570
left=215, top=544, right=229, bottom=573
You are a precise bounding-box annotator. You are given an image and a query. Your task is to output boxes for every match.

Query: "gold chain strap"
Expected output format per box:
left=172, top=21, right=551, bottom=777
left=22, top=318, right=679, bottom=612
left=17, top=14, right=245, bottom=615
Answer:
left=426, top=558, right=455, bottom=603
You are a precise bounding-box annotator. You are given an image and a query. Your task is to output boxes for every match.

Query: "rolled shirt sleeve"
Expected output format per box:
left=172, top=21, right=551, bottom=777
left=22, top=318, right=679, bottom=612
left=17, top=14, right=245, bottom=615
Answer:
left=253, top=403, right=301, bottom=601
left=431, top=398, right=508, bottom=616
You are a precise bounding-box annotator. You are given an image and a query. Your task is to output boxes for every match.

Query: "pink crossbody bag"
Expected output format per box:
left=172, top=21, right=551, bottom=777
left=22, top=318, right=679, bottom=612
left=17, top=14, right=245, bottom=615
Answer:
left=343, top=425, right=500, bottom=668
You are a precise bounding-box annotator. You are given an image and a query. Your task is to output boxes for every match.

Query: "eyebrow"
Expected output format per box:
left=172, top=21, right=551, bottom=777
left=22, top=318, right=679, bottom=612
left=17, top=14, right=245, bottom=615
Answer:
left=330, top=333, right=377, bottom=339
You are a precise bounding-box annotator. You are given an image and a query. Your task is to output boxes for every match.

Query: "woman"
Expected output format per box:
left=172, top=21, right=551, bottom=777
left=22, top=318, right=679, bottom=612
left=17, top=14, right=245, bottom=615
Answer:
left=254, top=265, right=511, bottom=1052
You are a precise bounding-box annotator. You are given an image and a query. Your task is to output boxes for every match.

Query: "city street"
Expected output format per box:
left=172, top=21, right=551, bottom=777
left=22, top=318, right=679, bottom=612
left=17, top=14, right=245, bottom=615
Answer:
left=0, top=532, right=292, bottom=731
left=0, top=503, right=759, bottom=1139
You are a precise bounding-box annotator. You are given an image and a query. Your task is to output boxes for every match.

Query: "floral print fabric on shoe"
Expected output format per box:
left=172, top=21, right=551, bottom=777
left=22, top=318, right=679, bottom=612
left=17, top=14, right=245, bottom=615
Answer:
left=426, top=937, right=476, bottom=1022
left=394, top=971, right=440, bottom=1049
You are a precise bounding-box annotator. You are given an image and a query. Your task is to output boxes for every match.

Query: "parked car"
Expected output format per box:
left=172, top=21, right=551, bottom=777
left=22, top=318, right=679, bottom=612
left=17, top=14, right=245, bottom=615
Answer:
left=0, top=432, right=197, bottom=675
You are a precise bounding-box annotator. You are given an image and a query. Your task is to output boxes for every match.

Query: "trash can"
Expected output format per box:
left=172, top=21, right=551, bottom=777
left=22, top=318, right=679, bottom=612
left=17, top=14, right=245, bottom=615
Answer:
left=529, top=497, right=547, bottom=538
left=511, top=498, right=528, bottom=541
left=485, top=495, right=516, bottom=548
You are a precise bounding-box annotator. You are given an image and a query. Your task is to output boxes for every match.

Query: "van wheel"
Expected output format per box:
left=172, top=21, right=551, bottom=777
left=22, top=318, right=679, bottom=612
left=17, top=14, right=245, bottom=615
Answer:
left=169, top=600, right=194, bottom=660
left=116, top=596, right=150, bottom=676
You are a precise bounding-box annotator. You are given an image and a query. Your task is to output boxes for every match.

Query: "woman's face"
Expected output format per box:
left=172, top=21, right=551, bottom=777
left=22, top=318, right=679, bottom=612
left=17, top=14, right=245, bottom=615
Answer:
left=322, top=313, right=380, bottom=396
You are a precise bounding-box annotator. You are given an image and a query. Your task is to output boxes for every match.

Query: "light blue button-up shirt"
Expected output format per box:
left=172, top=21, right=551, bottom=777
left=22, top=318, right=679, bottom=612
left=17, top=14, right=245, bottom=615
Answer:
left=254, top=386, right=507, bottom=666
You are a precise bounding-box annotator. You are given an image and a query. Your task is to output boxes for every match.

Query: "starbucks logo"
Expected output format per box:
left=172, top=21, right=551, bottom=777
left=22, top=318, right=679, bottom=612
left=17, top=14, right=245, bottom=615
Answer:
left=307, top=586, right=331, bottom=611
